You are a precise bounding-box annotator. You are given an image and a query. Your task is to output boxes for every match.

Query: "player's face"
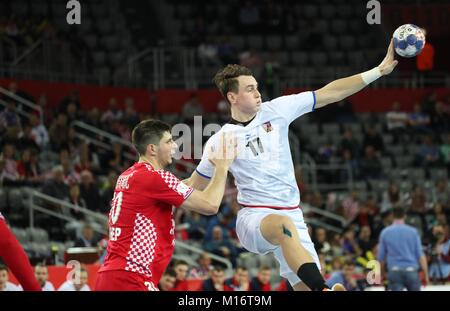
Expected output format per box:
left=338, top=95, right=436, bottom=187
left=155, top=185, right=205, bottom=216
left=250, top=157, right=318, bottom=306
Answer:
left=74, top=271, right=88, bottom=290
left=230, top=75, right=261, bottom=115
left=157, top=131, right=177, bottom=168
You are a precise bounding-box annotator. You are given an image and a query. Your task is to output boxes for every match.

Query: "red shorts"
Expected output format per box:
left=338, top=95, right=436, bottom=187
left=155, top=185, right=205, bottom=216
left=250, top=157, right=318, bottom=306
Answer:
left=95, top=270, right=158, bottom=291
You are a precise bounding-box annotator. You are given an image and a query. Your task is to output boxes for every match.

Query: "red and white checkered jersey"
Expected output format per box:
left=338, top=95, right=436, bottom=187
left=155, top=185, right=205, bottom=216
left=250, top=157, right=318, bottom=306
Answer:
left=98, top=162, right=193, bottom=283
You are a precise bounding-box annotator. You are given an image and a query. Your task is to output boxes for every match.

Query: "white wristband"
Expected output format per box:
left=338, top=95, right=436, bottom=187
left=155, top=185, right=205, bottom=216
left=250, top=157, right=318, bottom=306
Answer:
left=361, top=67, right=382, bottom=85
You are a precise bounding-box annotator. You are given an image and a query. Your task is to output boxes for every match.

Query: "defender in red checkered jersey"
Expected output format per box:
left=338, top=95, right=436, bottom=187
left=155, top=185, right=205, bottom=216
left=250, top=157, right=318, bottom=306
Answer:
left=95, top=119, right=236, bottom=291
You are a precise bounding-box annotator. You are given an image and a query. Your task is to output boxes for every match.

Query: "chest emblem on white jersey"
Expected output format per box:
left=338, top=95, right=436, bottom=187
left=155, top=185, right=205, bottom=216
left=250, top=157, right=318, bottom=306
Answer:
left=262, top=121, right=273, bottom=133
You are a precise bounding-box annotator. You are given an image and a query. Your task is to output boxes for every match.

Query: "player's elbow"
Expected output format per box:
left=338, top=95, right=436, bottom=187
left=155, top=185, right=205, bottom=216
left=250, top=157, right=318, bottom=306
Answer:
left=201, top=202, right=219, bottom=216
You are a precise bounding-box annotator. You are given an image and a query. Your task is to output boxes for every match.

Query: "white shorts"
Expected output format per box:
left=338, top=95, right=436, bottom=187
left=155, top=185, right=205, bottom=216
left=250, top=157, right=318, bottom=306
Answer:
left=236, top=207, right=320, bottom=286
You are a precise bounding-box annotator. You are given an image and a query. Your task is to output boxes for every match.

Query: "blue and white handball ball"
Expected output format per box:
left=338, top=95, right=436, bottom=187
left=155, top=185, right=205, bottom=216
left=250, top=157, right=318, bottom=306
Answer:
left=393, top=24, right=426, bottom=58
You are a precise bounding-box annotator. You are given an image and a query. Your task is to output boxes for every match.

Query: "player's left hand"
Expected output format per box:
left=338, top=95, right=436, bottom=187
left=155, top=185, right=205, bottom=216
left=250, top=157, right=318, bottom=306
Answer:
left=378, top=39, right=399, bottom=76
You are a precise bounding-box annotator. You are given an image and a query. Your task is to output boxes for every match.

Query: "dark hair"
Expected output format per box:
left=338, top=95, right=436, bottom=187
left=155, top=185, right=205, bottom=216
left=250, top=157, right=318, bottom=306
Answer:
left=213, top=64, right=253, bottom=102
left=212, top=266, right=225, bottom=273
left=392, top=207, right=405, bottom=219
left=131, top=119, right=171, bottom=155
left=235, top=266, right=248, bottom=272
left=163, top=268, right=177, bottom=278
left=174, top=260, right=189, bottom=268
left=0, top=264, right=8, bottom=272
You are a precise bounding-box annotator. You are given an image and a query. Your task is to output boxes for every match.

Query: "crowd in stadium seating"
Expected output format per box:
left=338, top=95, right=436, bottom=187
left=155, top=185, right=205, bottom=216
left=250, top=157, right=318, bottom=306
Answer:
left=1, top=80, right=450, bottom=289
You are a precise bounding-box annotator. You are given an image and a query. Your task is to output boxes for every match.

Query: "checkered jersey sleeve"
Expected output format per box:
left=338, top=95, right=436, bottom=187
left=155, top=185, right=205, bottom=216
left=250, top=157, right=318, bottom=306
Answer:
left=152, top=169, right=194, bottom=207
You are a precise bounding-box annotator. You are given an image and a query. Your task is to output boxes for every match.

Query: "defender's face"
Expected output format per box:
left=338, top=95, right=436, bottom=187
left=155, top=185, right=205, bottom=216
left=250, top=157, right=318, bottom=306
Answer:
left=157, top=131, right=177, bottom=167
left=229, top=75, right=262, bottom=115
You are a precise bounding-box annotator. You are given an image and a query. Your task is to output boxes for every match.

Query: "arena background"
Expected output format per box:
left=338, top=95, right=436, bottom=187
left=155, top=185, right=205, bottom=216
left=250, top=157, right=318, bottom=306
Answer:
left=0, top=0, right=449, bottom=291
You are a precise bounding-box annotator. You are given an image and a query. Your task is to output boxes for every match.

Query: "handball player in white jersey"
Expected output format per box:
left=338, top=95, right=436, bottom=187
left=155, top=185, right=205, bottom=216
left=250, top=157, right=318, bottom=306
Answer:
left=185, top=41, right=398, bottom=291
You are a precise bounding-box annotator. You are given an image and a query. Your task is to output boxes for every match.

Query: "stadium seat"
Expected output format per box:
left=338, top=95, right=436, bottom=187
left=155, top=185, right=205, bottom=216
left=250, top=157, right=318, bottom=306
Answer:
left=322, top=123, right=341, bottom=135
left=93, top=51, right=107, bottom=66
left=310, top=52, right=327, bottom=66
left=27, top=227, right=49, bottom=244
left=11, top=227, right=29, bottom=245
left=291, top=51, right=308, bottom=66
left=323, top=35, right=338, bottom=50
left=8, top=188, right=24, bottom=214
left=31, top=0, right=49, bottom=16
left=430, top=169, right=448, bottom=181
left=320, top=5, right=336, bottom=19
left=11, top=1, right=29, bottom=17
left=347, top=51, right=365, bottom=68
left=331, top=20, right=347, bottom=35
left=247, top=35, right=264, bottom=50
left=304, top=5, right=319, bottom=19
left=340, top=35, right=355, bottom=50
left=338, top=5, right=353, bottom=18
left=380, top=157, right=393, bottom=170
left=265, top=36, right=282, bottom=51
left=229, top=36, right=245, bottom=51
left=96, top=20, right=114, bottom=35
left=285, top=35, right=300, bottom=50
left=85, top=34, right=98, bottom=49
left=315, top=19, right=329, bottom=33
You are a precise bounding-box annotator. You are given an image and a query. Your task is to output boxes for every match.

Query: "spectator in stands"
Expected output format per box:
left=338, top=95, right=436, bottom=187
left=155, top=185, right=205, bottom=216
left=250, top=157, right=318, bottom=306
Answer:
left=85, top=107, right=102, bottom=129
left=59, top=90, right=81, bottom=114
left=66, top=183, right=87, bottom=220
left=101, top=98, right=123, bottom=126
left=408, top=103, right=432, bottom=138
left=183, top=210, right=208, bottom=240
left=74, top=223, right=97, bottom=248
left=79, top=170, right=101, bottom=213
left=188, top=252, right=213, bottom=280
left=330, top=233, right=345, bottom=258
left=386, top=101, right=409, bottom=144
left=104, top=142, right=127, bottom=174
left=430, top=101, right=450, bottom=134
left=238, top=0, right=261, bottom=32
left=224, top=266, right=250, bottom=291
left=202, top=266, right=225, bottom=291
left=58, top=267, right=91, bottom=291
left=0, top=143, right=19, bottom=184
left=440, top=133, right=450, bottom=175
left=205, top=210, right=235, bottom=241
left=172, top=260, right=190, bottom=291
left=0, top=100, right=21, bottom=139
left=313, top=228, right=331, bottom=258
left=181, top=94, right=204, bottom=125
left=123, top=97, right=140, bottom=129
left=75, top=143, right=100, bottom=175
left=372, top=210, right=394, bottom=238
left=377, top=207, right=429, bottom=291
left=340, top=149, right=359, bottom=183
left=42, top=165, right=69, bottom=200
left=325, top=260, right=362, bottom=291
left=49, top=113, right=70, bottom=152
left=250, top=265, right=272, bottom=291
left=416, top=38, right=435, bottom=86
left=0, top=264, right=22, bottom=291
left=409, top=185, right=428, bottom=215
left=340, top=128, right=359, bottom=159
left=381, top=182, right=403, bottom=213
left=204, top=226, right=237, bottom=265
left=59, top=149, right=80, bottom=185
left=317, top=140, right=335, bottom=165
left=342, top=228, right=362, bottom=258
left=15, top=123, right=40, bottom=152
left=100, top=171, right=118, bottom=213
left=359, top=146, right=383, bottom=180
left=29, top=114, right=49, bottom=149
left=428, top=224, right=450, bottom=283
left=158, top=269, right=177, bottom=291
left=355, top=195, right=379, bottom=228
left=276, top=278, right=293, bottom=291
left=17, top=148, right=42, bottom=185
left=432, top=179, right=450, bottom=213
left=34, top=263, right=54, bottom=291
left=358, top=226, right=376, bottom=257
left=362, top=124, right=385, bottom=156
left=340, top=191, right=360, bottom=223
left=415, top=135, right=441, bottom=168
left=65, top=102, right=82, bottom=124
